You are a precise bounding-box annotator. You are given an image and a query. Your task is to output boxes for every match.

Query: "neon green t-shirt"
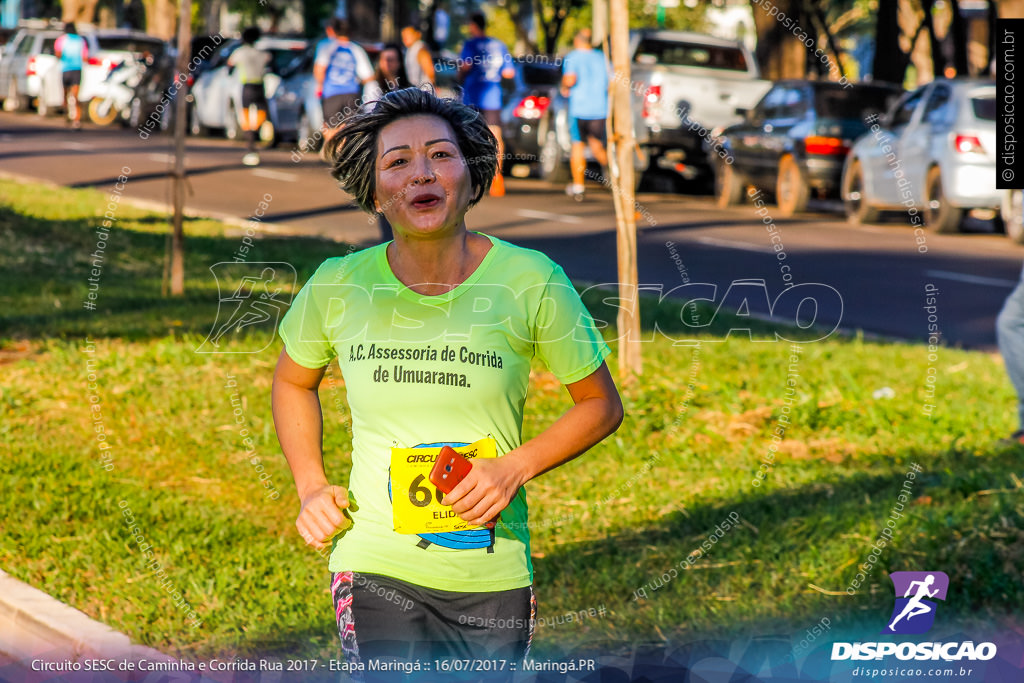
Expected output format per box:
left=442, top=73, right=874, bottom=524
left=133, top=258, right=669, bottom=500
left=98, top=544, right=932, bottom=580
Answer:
left=278, top=233, right=610, bottom=592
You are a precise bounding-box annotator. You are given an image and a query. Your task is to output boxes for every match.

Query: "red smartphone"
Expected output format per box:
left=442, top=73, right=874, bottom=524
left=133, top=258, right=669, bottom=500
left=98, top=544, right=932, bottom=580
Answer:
left=429, top=446, right=473, bottom=494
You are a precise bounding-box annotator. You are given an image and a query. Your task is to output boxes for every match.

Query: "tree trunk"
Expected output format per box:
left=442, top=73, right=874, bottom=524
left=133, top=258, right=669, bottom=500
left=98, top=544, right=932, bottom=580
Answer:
left=143, top=0, right=177, bottom=40
left=608, top=0, right=641, bottom=379
left=948, top=0, right=970, bottom=75
left=750, top=0, right=808, bottom=80
left=169, top=0, right=189, bottom=297
left=873, top=0, right=904, bottom=83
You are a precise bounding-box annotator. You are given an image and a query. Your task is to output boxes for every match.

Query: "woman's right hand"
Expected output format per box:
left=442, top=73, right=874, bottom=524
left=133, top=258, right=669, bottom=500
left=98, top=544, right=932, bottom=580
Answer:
left=296, top=485, right=351, bottom=550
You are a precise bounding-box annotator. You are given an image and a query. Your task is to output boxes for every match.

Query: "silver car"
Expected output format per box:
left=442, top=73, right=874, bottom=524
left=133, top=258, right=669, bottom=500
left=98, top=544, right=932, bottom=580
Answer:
left=0, top=26, right=65, bottom=112
left=842, top=78, right=998, bottom=234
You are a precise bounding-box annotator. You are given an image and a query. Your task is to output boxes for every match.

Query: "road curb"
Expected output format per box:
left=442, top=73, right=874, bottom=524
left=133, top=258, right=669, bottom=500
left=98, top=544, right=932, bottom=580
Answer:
left=0, top=169, right=356, bottom=243
left=0, top=568, right=172, bottom=666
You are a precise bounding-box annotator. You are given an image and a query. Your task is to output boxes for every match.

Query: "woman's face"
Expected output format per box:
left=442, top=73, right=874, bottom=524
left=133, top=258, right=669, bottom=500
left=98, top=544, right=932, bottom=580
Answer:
left=379, top=49, right=401, bottom=79
left=374, top=114, right=474, bottom=239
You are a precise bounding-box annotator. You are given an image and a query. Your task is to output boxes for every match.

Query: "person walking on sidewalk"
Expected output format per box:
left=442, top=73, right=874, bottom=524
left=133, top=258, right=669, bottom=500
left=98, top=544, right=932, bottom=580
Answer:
left=55, top=23, right=88, bottom=130
left=458, top=12, right=514, bottom=197
left=561, top=29, right=610, bottom=201
left=227, top=27, right=271, bottom=166
left=316, top=18, right=374, bottom=143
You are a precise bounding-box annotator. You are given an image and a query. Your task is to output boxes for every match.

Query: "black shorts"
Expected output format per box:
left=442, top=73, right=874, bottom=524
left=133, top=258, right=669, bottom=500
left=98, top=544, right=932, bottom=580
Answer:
left=62, top=70, right=81, bottom=89
left=322, top=92, right=361, bottom=128
left=570, top=117, right=607, bottom=145
left=331, top=571, right=534, bottom=679
left=473, top=107, right=501, bottom=127
left=240, top=83, right=267, bottom=110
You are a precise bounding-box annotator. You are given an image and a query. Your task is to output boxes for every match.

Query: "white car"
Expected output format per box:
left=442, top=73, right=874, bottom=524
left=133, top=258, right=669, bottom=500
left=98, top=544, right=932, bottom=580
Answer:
left=0, top=26, right=65, bottom=112
left=190, top=37, right=306, bottom=141
left=842, top=78, right=999, bottom=234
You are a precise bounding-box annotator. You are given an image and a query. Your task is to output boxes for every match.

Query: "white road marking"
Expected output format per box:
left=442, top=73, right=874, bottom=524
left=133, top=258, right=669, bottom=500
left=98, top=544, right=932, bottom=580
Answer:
left=515, top=208, right=584, bottom=224
left=924, top=269, right=1018, bottom=288
left=65, top=141, right=92, bottom=150
left=148, top=153, right=174, bottom=163
left=693, top=236, right=774, bottom=254
left=251, top=168, right=299, bottom=182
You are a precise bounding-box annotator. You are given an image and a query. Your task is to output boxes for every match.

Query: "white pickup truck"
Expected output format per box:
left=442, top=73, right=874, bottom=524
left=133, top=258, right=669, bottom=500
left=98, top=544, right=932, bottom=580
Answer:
left=630, top=29, right=771, bottom=183
left=538, top=29, right=770, bottom=187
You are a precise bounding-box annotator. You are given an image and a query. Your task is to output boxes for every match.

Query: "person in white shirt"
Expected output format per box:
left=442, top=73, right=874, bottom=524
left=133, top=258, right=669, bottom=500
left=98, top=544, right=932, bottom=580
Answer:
left=401, top=25, right=436, bottom=88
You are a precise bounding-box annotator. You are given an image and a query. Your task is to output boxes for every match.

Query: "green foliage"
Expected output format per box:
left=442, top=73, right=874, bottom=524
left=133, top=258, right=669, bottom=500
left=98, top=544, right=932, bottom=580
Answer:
left=1, top=178, right=1021, bottom=659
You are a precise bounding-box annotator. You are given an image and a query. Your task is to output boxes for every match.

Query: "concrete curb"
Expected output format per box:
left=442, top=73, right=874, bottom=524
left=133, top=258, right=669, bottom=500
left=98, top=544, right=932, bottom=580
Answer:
left=0, top=568, right=173, bottom=665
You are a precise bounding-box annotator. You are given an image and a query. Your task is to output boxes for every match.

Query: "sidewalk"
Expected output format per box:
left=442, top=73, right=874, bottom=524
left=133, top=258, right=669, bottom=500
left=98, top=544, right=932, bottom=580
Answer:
left=0, top=568, right=173, bottom=676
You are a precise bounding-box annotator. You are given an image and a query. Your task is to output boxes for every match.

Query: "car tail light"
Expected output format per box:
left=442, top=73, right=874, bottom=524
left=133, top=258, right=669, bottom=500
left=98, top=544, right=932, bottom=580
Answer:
left=87, top=56, right=102, bottom=66
left=805, top=135, right=849, bottom=156
left=26, top=56, right=36, bottom=76
left=642, top=84, right=661, bottom=121
left=513, top=95, right=549, bottom=120
left=954, top=134, right=984, bottom=154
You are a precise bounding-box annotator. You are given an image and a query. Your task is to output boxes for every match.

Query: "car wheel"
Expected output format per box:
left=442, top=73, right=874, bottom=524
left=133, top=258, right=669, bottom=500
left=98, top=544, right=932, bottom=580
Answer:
left=88, top=97, right=119, bottom=126
left=775, top=154, right=810, bottom=217
left=924, top=166, right=963, bottom=234
left=714, top=161, right=746, bottom=208
left=3, top=78, right=26, bottom=112
left=1004, top=190, right=1024, bottom=244
left=539, top=129, right=570, bottom=184
left=842, top=160, right=881, bottom=225
left=224, top=101, right=240, bottom=140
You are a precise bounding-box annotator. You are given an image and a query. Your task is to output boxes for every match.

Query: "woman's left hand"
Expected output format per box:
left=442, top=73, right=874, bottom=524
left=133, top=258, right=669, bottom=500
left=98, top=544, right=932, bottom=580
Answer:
left=441, top=454, right=526, bottom=527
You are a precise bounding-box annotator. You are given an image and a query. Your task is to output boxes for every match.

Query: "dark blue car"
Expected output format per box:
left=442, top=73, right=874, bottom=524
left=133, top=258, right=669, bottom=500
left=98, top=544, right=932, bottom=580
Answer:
left=714, top=80, right=903, bottom=216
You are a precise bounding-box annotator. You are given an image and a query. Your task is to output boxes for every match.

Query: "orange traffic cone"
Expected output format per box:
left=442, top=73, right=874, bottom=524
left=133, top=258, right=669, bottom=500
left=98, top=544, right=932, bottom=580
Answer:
left=489, top=172, right=505, bottom=197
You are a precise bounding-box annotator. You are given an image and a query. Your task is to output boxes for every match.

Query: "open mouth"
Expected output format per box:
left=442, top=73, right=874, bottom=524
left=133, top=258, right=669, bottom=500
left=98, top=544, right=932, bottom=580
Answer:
left=410, top=192, right=442, bottom=210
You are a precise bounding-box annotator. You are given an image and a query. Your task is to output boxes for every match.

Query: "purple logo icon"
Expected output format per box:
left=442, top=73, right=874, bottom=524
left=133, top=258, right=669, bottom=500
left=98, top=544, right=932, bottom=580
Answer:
left=882, top=571, right=949, bottom=635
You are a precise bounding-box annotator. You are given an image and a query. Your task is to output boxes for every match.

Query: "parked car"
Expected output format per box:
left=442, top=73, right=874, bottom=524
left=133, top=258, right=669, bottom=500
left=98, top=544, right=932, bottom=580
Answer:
left=267, top=40, right=381, bottom=150
left=841, top=78, right=999, bottom=234
left=498, top=57, right=562, bottom=175
left=714, top=79, right=902, bottom=215
left=32, top=30, right=168, bottom=115
left=0, top=25, right=65, bottom=112
left=538, top=29, right=770, bottom=187
left=190, top=37, right=307, bottom=141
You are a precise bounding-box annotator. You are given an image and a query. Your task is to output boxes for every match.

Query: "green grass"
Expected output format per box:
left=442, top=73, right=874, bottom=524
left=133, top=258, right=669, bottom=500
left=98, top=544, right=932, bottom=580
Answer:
left=2, top=177, right=1023, bottom=660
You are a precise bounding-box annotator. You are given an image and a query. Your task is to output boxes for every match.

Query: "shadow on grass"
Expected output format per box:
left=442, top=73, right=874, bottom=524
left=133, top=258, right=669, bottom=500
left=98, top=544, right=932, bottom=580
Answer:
left=531, top=443, right=1024, bottom=644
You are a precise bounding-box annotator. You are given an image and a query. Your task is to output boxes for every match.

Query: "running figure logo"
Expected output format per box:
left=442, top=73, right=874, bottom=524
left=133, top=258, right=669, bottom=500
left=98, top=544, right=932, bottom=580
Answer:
left=882, top=571, right=949, bottom=635
left=197, top=262, right=296, bottom=354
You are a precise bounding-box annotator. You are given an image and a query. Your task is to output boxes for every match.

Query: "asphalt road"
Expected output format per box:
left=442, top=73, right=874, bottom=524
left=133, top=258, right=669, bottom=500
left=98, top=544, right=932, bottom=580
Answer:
left=2, top=111, right=1021, bottom=349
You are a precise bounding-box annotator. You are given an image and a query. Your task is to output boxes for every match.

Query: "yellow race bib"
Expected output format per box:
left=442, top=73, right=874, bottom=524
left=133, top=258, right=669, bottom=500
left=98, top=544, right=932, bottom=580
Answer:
left=390, top=437, right=497, bottom=534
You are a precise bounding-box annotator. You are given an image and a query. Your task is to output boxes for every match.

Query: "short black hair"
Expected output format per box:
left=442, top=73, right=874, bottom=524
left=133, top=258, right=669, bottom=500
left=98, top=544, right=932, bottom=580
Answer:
left=469, top=12, right=486, bottom=31
left=324, top=88, right=497, bottom=214
left=64, top=22, right=77, bottom=35
left=241, top=26, right=260, bottom=44
left=329, top=17, right=349, bottom=36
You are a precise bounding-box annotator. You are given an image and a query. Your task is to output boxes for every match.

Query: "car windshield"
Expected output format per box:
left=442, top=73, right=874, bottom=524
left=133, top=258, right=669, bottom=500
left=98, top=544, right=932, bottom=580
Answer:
left=972, top=96, right=996, bottom=121
left=634, top=39, right=748, bottom=72
left=814, top=86, right=899, bottom=119
left=98, top=37, right=166, bottom=56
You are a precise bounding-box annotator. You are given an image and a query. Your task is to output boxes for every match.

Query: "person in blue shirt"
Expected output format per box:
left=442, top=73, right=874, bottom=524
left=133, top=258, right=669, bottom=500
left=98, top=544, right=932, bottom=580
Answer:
left=561, top=29, right=609, bottom=200
left=315, top=17, right=374, bottom=144
left=55, top=23, right=88, bottom=130
left=458, top=12, right=514, bottom=197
